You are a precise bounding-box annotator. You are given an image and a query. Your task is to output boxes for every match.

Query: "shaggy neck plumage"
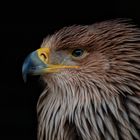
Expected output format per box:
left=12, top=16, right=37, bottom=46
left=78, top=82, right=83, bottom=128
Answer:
left=37, top=76, right=140, bottom=140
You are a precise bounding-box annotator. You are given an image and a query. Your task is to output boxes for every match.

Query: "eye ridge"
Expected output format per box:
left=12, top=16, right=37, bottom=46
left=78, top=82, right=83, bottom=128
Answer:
left=72, top=49, right=84, bottom=57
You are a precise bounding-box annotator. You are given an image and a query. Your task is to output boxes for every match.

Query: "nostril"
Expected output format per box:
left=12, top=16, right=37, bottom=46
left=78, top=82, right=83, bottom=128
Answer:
left=40, top=53, right=48, bottom=62
left=41, top=53, right=47, bottom=59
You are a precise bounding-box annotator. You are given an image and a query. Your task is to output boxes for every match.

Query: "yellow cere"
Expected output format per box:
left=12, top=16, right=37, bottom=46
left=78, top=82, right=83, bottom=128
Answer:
left=37, top=47, right=50, bottom=64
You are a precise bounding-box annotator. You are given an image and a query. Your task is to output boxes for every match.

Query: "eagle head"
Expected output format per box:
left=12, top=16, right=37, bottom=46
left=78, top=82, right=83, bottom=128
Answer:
left=22, top=20, right=140, bottom=140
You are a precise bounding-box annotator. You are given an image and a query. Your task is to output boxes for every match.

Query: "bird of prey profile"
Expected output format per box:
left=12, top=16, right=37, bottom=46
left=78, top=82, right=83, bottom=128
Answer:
left=22, top=19, right=140, bottom=140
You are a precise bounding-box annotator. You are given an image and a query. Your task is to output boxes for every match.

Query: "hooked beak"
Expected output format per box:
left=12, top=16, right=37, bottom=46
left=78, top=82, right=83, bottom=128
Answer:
left=22, top=48, right=79, bottom=82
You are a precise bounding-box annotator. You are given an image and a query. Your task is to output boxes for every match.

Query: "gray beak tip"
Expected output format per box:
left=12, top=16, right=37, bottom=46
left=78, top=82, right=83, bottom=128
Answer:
left=22, top=51, right=47, bottom=82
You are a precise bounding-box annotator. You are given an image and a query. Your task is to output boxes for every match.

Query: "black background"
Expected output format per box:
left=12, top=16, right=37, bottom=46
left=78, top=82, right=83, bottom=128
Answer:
left=1, top=1, right=140, bottom=140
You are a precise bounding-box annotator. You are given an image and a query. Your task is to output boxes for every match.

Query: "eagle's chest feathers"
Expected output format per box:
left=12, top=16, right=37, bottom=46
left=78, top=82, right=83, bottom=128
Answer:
left=37, top=86, right=140, bottom=140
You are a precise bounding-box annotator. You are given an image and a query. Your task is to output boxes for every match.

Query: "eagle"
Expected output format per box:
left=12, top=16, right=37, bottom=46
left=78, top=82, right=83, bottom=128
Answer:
left=22, top=19, right=140, bottom=140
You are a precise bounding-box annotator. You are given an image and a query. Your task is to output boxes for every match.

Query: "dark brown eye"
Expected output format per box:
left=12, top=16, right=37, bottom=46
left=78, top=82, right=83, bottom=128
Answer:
left=72, top=49, right=84, bottom=57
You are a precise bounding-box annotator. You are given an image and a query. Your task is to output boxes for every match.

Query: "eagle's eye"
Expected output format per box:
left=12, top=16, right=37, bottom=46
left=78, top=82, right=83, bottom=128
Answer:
left=71, top=48, right=88, bottom=60
left=72, top=49, right=84, bottom=57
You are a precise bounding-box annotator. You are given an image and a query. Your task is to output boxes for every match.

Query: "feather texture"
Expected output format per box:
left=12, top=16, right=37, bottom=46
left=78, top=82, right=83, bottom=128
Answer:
left=37, top=20, right=140, bottom=140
